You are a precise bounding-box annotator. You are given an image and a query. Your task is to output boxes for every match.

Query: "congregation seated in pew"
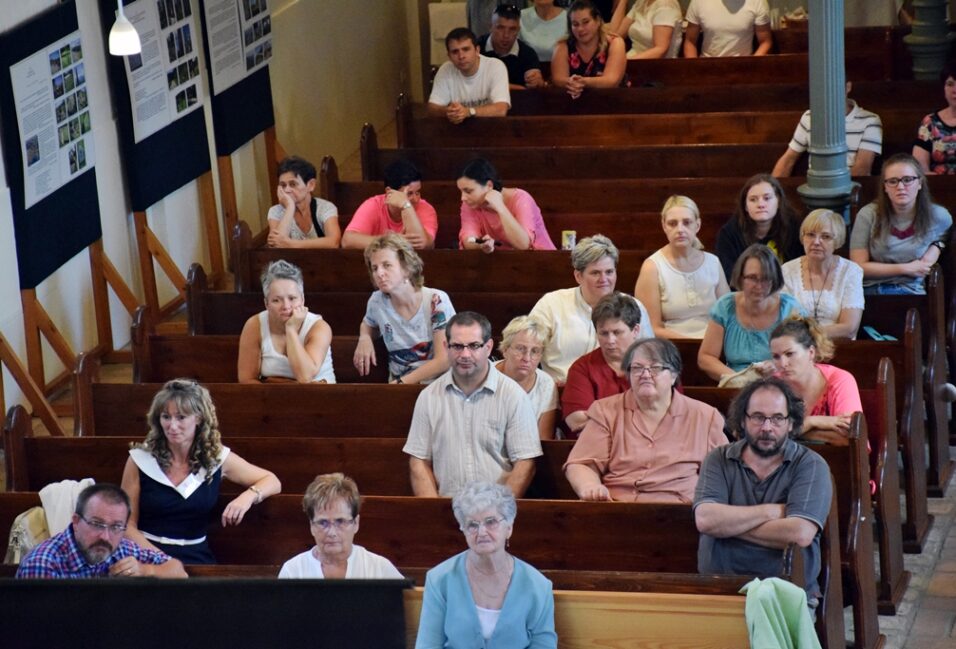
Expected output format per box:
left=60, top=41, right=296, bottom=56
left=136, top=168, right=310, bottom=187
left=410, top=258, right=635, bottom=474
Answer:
left=415, top=481, right=557, bottom=649
left=564, top=338, right=727, bottom=502
left=529, top=235, right=653, bottom=384
left=781, top=208, right=864, bottom=340
left=683, top=0, right=772, bottom=58
left=238, top=259, right=336, bottom=384
left=561, top=292, right=643, bottom=437
left=457, top=158, right=556, bottom=252
left=404, top=312, right=542, bottom=498
left=476, top=4, right=546, bottom=90
left=266, top=155, right=341, bottom=249
left=121, top=380, right=281, bottom=564
left=341, top=159, right=437, bottom=250
left=16, top=483, right=187, bottom=579
left=715, top=174, right=803, bottom=281
left=353, top=234, right=455, bottom=384
left=695, top=377, right=833, bottom=611
left=428, top=27, right=511, bottom=124
left=278, top=473, right=402, bottom=579
left=850, top=152, right=952, bottom=295
left=551, top=0, right=628, bottom=100
left=699, top=244, right=804, bottom=385
left=494, top=316, right=558, bottom=440
left=634, top=194, right=729, bottom=339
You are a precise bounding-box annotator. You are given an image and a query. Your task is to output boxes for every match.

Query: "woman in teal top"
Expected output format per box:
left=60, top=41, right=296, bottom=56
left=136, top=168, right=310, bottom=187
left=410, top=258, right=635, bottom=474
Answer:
left=415, top=482, right=556, bottom=649
left=699, top=244, right=804, bottom=382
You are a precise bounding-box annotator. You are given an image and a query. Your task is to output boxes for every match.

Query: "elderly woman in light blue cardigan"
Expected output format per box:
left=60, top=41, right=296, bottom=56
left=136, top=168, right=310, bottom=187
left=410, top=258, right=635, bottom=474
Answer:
left=415, top=482, right=557, bottom=649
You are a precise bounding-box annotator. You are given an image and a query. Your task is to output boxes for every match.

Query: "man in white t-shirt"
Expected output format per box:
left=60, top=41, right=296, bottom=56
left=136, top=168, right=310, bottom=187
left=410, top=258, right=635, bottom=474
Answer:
left=683, top=0, right=772, bottom=58
left=427, top=27, right=511, bottom=124
left=772, top=82, right=883, bottom=178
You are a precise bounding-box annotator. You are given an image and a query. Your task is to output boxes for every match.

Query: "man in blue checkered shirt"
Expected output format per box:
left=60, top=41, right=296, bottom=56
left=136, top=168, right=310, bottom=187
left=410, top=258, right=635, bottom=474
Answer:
left=16, top=483, right=186, bottom=579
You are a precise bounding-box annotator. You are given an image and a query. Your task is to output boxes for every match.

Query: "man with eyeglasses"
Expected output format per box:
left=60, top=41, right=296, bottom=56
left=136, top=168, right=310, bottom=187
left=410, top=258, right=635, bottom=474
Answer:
left=404, top=311, right=542, bottom=498
left=476, top=4, right=545, bottom=89
left=694, top=377, right=832, bottom=608
left=16, top=483, right=187, bottom=579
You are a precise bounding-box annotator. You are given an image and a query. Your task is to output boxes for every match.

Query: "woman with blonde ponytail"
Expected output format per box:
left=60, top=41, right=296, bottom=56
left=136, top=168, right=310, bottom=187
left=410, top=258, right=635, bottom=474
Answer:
left=634, top=195, right=728, bottom=338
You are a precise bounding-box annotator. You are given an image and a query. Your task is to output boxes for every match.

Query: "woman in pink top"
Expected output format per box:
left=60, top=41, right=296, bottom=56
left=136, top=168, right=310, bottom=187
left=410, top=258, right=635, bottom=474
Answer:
left=457, top=158, right=556, bottom=253
left=769, top=316, right=862, bottom=445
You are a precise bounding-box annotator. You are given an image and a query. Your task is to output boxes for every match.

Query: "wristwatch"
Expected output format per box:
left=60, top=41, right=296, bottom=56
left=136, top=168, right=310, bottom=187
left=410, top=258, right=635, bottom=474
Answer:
left=931, top=240, right=947, bottom=251
left=468, top=107, right=476, bottom=118
left=401, top=201, right=412, bottom=211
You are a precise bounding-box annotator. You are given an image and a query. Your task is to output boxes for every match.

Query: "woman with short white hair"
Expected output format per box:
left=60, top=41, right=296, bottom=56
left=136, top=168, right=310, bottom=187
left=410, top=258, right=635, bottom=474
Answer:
left=496, top=316, right=558, bottom=439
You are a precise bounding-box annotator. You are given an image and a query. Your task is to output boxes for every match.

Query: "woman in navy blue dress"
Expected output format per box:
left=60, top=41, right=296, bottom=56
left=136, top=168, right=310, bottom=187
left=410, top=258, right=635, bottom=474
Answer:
left=121, top=379, right=281, bottom=564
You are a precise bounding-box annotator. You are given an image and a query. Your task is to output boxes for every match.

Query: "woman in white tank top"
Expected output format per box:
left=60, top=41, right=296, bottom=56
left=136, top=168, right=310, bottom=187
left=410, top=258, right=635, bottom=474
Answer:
left=634, top=195, right=729, bottom=338
left=237, top=259, right=335, bottom=383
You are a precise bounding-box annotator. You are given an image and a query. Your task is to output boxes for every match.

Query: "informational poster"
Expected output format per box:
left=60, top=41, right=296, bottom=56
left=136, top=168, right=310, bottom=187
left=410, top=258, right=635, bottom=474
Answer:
left=10, top=31, right=95, bottom=209
left=123, top=0, right=205, bottom=143
left=203, top=0, right=272, bottom=95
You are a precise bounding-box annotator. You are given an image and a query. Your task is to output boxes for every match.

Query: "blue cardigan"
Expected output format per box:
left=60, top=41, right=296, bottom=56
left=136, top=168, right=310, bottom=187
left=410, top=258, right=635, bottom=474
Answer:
left=415, top=551, right=557, bottom=649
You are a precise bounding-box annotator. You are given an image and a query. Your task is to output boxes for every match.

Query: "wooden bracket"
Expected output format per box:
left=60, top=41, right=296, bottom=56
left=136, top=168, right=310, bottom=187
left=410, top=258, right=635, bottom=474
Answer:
left=0, top=330, right=65, bottom=436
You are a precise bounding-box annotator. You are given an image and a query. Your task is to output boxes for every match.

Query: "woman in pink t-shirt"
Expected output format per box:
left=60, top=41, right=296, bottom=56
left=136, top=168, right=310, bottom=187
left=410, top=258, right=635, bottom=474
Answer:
left=456, top=158, right=556, bottom=253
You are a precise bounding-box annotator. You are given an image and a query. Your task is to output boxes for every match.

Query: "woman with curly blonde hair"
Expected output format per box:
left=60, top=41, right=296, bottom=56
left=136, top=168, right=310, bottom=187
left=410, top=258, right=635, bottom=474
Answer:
left=121, top=379, right=281, bottom=564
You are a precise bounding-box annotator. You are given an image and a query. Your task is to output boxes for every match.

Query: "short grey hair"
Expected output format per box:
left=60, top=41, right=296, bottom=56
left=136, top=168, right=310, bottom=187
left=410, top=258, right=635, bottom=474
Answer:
left=499, top=316, right=546, bottom=353
left=621, top=338, right=683, bottom=383
left=452, top=481, right=517, bottom=529
left=571, top=234, right=619, bottom=272
left=260, top=259, right=304, bottom=298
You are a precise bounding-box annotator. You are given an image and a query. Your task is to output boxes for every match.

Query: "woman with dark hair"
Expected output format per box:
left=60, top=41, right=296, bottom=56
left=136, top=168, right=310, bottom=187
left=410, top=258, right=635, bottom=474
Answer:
left=121, top=380, right=281, bottom=564
left=457, top=158, right=556, bottom=252
left=550, top=0, right=627, bottom=99
left=698, top=244, right=804, bottom=382
left=266, top=155, right=341, bottom=249
left=850, top=152, right=952, bottom=295
left=913, top=62, right=956, bottom=175
left=715, top=173, right=803, bottom=280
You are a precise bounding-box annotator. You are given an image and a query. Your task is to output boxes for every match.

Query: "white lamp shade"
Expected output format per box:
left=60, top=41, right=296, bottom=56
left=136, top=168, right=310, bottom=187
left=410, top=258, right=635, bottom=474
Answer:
left=109, top=14, right=142, bottom=56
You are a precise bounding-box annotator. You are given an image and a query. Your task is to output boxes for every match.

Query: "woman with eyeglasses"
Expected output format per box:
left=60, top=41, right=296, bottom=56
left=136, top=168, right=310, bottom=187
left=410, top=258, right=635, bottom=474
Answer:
left=415, top=481, right=557, bottom=649
left=782, top=209, right=864, bottom=340
left=564, top=338, right=727, bottom=502
left=279, top=473, right=401, bottom=578
left=354, top=233, right=456, bottom=384
left=562, top=292, right=643, bottom=438
left=769, top=317, right=862, bottom=446
left=551, top=0, right=627, bottom=100
left=121, top=379, right=281, bottom=564
left=849, top=152, right=952, bottom=295
left=912, top=63, right=956, bottom=175
left=698, top=244, right=804, bottom=383
left=495, top=316, right=558, bottom=440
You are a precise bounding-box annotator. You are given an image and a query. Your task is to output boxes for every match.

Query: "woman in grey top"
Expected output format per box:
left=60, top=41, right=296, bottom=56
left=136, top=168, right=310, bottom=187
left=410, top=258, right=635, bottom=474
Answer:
left=849, top=153, right=952, bottom=295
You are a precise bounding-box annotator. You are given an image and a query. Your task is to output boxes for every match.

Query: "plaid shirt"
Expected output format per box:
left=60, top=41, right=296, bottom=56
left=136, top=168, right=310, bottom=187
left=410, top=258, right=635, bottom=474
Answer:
left=15, top=525, right=171, bottom=578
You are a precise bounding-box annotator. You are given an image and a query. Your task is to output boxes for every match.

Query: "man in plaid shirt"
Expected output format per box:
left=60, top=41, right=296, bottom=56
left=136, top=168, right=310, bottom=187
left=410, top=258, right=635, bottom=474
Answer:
left=16, top=483, right=186, bottom=579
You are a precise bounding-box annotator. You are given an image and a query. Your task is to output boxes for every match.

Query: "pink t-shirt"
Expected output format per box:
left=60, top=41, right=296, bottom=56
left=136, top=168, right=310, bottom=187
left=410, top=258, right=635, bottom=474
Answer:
left=458, top=188, right=556, bottom=250
left=807, top=363, right=862, bottom=417
left=345, top=194, right=439, bottom=240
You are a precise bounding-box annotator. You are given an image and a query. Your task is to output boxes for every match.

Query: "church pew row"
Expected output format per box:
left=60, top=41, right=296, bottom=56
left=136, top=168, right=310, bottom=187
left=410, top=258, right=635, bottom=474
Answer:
left=394, top=108, right=921, bottom=150
left=505, top=80, right=939, bottom=116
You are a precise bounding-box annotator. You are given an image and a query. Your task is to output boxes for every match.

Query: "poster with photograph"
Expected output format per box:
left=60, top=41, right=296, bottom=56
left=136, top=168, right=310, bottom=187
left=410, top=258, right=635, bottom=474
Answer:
left=121, top=0, right=204, bottom=143
left=10, top=31, right=95, bottom=209
left=203, top=0, right=271, bottom=95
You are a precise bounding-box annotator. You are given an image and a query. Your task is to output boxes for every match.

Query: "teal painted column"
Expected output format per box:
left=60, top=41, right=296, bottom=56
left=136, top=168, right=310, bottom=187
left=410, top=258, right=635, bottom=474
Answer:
left=798, top=0, right=857, bottom=213
left=905, top=0, right=954, bottom=80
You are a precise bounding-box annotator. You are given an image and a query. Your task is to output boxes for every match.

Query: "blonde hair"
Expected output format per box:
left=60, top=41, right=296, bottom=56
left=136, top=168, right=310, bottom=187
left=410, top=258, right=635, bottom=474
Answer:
left=770, top=315, right=835, bottom=363
left=800, top=209, right=847, bottom=249
left=363, top=233, right=425, bottom=289
left=499, top=316, right=547, bottom=353
left=661, top=195, right=704, bottom=250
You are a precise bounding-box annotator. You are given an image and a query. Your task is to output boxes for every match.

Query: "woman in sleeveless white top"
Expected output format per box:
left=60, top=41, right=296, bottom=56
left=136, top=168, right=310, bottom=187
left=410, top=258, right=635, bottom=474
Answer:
left=634, top=195, right=729, bottom=338
left=238, top=260, right=335, bottom=383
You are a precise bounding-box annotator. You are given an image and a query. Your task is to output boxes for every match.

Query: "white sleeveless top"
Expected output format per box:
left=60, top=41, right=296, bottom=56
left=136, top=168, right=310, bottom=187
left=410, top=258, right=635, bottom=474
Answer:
left=650, top=249, right=723, bottom=338
left=258, top=311, right=335, bottom=383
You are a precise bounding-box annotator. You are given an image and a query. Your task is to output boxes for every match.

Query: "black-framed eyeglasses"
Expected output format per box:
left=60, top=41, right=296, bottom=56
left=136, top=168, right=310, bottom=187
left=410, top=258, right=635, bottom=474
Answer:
left=745, top=413, right=790, bottom=427
left=79, top=516, right=127, bottom=535
left=310, top=517, right=355, bottom=532
left=448, top=341, right=487, bottom=353
left=883, top=176, right=919, bottom=187
left=629, top=364, right=669, bottom=377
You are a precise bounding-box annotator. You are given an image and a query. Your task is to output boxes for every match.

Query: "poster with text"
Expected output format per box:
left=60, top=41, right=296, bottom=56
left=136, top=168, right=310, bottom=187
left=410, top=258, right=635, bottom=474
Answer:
left=123, top=0, right=205, bottom=143
left=10, top=31, right=95, bottom=209
left=204, top=0, right=271, bottom=95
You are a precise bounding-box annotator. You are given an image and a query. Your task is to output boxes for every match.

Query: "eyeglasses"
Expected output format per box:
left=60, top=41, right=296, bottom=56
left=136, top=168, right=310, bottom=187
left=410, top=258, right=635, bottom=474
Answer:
left=508, top=345, right=543, bottom=359
left=745, top=413, right=790, bottom=427
left=79, top=516, right=127, bottom=535
left=629, top=364, right=669, bottom=377
left=883, top=176, right=919, bottom=187
left=741, top=274, right=771, bottom=285
left=448, top=341, right=487, bottom=353
left=311, top=517, right=356, bottom=532
left=802, top=232, right=835, bottom=243
left=463, top=516, right=504, bottom=534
